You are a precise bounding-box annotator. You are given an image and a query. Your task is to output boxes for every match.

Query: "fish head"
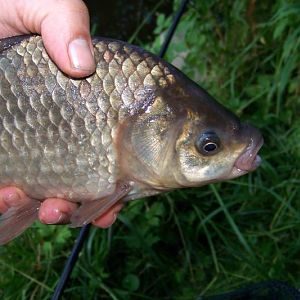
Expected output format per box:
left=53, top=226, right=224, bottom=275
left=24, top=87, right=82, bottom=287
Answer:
left=176, top=122, right=263, bottom=186
left=172, top=90, right=263, bottom=187
left=120, top=69, right=263, bottom=192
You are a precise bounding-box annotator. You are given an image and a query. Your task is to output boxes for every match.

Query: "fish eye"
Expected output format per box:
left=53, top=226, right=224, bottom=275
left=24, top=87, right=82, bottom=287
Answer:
left=195, top=132, right=221, bottom=156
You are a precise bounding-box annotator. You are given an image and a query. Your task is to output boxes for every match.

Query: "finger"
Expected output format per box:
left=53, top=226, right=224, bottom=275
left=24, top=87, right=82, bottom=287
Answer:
left=39, top=198, right=78, bottom=224
left=0, top=186, right=29, bottom=213
left=3, top=0, right=95, bottom=78
left=92, top=203, right=124, bottom=228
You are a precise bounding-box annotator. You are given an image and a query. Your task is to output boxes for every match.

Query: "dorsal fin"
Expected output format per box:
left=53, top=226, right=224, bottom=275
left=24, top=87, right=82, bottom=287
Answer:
left=0, top=34, right=33, bottom=52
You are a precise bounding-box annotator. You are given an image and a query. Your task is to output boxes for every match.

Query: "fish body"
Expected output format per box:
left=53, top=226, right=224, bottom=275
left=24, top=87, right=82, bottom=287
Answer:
left=0, top=35, right=263, bottom=244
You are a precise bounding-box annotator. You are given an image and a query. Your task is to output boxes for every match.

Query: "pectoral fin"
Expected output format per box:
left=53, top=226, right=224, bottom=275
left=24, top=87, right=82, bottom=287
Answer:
left=69, top=181, right=132, bottom=228
left=0, top=199, right=40, bottom=245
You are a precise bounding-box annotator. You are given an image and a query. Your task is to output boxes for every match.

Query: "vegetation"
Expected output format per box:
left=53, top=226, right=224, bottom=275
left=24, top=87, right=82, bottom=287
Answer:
left=1, top=0, right=300, bottom=299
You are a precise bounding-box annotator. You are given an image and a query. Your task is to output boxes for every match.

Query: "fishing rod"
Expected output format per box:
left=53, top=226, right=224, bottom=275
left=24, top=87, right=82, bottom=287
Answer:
left=51, top=1, right=190, bottom=299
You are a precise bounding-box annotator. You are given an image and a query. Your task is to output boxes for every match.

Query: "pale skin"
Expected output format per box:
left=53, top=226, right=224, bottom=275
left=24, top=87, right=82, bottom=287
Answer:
left=0, top=0, right=123, bottom=228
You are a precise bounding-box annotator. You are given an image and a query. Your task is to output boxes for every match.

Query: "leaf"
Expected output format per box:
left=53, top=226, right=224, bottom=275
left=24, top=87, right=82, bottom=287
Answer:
left=122, top=274, right=140, bottom=292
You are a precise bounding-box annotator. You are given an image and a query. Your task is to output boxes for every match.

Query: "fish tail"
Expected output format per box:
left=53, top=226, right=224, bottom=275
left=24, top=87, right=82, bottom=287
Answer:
left=0, top=200, right=40, bottom=245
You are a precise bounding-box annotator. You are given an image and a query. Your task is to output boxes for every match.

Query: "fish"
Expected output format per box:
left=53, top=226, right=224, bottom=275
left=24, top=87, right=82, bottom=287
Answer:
left=0, top=35, right=263, bottom=245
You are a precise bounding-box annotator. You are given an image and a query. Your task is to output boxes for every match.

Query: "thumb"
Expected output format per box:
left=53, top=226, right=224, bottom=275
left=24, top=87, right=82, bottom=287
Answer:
left=40, top=0, right=96, bottom=77
left=6, top=0, right=96, bottom=78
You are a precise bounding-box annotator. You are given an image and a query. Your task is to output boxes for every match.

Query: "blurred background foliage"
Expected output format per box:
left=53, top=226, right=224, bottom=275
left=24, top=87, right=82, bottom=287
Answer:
left=1, top=0, right=300, bottom=299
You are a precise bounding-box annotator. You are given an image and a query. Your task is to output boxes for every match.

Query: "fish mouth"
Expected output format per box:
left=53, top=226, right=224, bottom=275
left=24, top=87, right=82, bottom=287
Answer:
left=232, top=132, right=264, bottom=177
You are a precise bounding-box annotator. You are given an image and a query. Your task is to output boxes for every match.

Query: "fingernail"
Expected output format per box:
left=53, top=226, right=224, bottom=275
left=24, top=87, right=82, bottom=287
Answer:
left=1, top=190, right=21, bottom=206
left=68, top=38, right=95, bottom=72
left=112, top=212, right=118, bottom=223
left=56, top=212, right=70, bottom=224
left=41, top=209, right=69, bottom=225
left=101, top=213, right=118, bottom=229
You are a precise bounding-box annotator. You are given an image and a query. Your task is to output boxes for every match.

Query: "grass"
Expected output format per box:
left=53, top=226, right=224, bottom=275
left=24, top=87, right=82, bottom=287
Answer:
left=1, top=0, right=300, bottom=299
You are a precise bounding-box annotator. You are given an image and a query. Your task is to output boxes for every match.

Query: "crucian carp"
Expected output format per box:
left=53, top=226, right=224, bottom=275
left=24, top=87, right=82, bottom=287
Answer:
left=0, top=35, right=263, bottom=244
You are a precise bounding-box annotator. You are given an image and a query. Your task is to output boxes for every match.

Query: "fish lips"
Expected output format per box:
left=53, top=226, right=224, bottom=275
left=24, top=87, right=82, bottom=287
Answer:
left=233, top=135, right=264, bottom=176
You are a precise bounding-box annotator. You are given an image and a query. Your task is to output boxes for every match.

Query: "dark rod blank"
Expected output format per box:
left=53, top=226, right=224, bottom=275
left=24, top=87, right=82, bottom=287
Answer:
left=158, top=0, right=189, bottom=58
left=51, top=224, right=91, bottom=300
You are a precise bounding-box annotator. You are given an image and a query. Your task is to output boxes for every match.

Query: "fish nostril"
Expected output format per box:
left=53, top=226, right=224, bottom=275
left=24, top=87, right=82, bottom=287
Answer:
left=231, top=119, right=241, bottom=132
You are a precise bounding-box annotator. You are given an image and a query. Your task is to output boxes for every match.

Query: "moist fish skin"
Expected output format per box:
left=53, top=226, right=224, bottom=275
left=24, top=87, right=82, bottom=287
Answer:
left=0, top=35, right=263, bottom=244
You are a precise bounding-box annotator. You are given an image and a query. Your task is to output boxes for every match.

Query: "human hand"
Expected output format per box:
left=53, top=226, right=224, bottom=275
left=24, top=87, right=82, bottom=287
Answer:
left=0, top=0, right=122, bottom=228
left=0, top=187, right=124, bottom=228
left=0, top=0, right=95, bottom=77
